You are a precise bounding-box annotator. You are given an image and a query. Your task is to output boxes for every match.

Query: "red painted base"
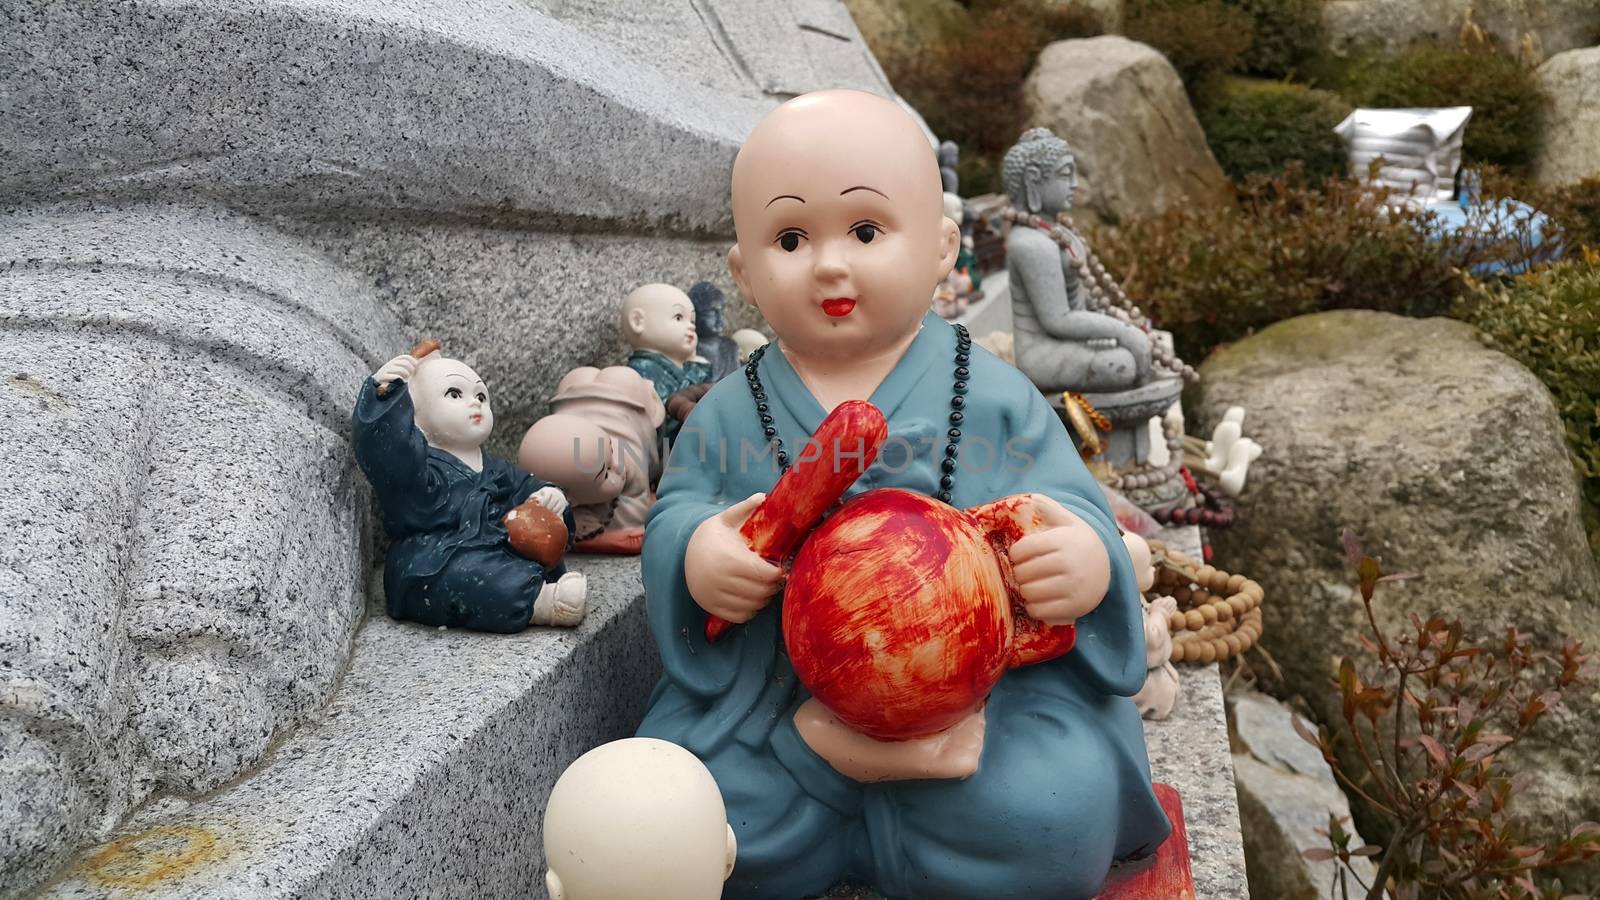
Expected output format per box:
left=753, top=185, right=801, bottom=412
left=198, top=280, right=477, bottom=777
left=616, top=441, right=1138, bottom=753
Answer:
left=1097, top=784, right=1196, bottom=899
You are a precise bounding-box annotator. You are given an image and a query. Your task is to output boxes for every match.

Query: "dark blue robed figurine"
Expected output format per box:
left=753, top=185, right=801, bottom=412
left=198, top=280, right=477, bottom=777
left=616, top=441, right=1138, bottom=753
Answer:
left=352, top=345, right=587, bottom=632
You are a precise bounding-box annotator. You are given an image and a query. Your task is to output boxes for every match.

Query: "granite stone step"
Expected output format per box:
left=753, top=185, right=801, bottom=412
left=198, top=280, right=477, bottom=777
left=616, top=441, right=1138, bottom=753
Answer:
left=37, top=551, right=1245, bottom=899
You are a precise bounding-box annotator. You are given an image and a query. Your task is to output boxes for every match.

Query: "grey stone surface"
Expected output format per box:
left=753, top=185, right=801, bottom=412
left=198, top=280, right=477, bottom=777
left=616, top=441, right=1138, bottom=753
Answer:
left=36, top=555, right=657, bottom=899
left=1, top=0, right=897, bottom=893
left=1534, top=46, right=1600, bottom=187
left=1146, top=665, right=1250, bottom=900
left=0, top=202, right=400, bottom=897
left=1195, top=310, right=1600, bottom=887
left=1323, top=0, right=1600, bottom=63
left=1231, top=691, right=1375, bottom=900
left=274, top=221, right=765, bottom=462
left=3, top=1, right=894, bottom=232
left=1022, top=37, right=1231, bottom=230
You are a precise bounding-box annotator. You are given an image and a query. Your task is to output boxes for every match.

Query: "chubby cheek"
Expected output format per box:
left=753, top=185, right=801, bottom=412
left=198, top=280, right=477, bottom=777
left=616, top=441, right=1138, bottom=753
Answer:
left=753, top=254, right=818, bottom=319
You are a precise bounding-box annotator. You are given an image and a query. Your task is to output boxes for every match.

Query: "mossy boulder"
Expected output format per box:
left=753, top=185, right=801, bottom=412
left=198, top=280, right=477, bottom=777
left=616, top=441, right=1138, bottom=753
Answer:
left=1195, top=310, right=1600, bottom=872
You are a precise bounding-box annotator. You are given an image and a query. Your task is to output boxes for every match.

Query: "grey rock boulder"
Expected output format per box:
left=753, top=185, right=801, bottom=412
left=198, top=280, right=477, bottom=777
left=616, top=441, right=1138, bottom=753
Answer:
left=1195, top=311, right=1600, bottom=873
left=1231, top=691, right=1376, bottom=900
left=1323, top=0, right=1600, bottom=63
left=1023, top=36, right=1232, bottom=230
left=1534, top=46, right=1600, bottom=187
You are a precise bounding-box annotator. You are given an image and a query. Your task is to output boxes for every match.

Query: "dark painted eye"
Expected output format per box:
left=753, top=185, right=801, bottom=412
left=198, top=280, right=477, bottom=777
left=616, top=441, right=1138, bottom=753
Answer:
left=445, top=387, right=463, bottom=399
left=853, top=224, right=878, bottom=244
left=476, top=392, right=487, bottom=403
left=778, top=231, right=801, bottom=252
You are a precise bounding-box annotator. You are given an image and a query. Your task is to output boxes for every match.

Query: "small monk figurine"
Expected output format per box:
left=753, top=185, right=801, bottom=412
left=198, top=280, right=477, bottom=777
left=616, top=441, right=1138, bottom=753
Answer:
left=519, top=366, right=665, bottom=555
left=688, top=281, right=741, bottom=381
left=1004, top=128, right=1155, bottom=393
left=623, top=283, right=714, bottom=445
left=352, top=344, right=587, bottom=632
left=636, top=90, right=1168, bottom=899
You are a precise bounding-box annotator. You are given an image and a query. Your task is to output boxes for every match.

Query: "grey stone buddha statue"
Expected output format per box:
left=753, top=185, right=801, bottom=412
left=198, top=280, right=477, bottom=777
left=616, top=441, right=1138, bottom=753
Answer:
left=688, top=281, right=740, bottom=381
left=1003, top=128, right=1154, bottom=393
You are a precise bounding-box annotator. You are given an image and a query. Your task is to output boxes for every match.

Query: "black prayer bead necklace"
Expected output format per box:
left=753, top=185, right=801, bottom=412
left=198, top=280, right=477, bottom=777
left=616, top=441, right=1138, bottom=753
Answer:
left=744, top=323, right=972, bottom=504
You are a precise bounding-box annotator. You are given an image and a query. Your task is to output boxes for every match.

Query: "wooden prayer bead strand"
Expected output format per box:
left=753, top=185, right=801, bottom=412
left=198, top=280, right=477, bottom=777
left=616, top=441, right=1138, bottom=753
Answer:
left=1147, top=540, right=1267, bottom=665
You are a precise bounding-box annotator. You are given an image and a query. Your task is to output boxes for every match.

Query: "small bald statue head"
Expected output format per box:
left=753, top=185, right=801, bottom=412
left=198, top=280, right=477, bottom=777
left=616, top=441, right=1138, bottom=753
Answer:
left=410, top=355, right=493, bottom=452
left=544, top=738, right=736, bottom=900
left=622, top=283, right=699, bottom=365
left=518, top=414, right=626, bottom=506
left=727, top=90, right=961, bottom=362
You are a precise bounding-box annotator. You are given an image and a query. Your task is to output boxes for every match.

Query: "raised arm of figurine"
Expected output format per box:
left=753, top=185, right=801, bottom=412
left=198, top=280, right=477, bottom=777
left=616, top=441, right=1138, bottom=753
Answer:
left=351, top=353, right=432, bottom=493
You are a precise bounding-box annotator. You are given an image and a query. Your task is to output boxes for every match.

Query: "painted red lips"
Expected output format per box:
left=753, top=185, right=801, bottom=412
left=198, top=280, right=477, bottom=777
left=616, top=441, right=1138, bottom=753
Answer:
left=821, top=298, right=856, bottom=317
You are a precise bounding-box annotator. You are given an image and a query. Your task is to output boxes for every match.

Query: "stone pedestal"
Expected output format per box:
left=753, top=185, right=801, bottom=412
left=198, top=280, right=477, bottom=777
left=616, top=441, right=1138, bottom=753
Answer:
left=1052, top=375, right=1189, bottom=511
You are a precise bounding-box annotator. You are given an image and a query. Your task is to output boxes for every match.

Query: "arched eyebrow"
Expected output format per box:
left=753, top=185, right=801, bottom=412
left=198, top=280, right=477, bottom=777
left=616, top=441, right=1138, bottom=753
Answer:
left=841, top=185, right=889, bottom=199
left=766, top=194, right=805, bottom=208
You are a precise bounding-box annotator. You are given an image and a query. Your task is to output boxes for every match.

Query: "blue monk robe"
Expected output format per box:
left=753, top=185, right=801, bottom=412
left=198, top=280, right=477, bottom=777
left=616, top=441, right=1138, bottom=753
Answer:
left=351, top=378, right=571, bottom=633
left=638, top=313, right=1171, bottom=900
left=627, top=348, right=714, bottom=445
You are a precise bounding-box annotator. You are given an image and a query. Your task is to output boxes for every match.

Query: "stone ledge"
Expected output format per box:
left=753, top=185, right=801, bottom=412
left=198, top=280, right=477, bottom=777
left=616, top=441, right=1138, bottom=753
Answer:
left=36, top=551, right=1246, bottom=900
left=38, top=555, right=659, bottom=900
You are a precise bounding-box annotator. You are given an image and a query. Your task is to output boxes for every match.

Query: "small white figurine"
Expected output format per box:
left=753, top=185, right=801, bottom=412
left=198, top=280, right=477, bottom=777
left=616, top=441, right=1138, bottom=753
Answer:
left=1133, top=594, right=1181, bottom=720
left=730, top=328, right=768, bottom=364
left=1145, top=415, right=1170, bottom=468
left=1122, top=532, right=1179, bottom=720
left=1203, top=405, right=1263, bottom=497
left=1218, top=437, right=1263, bottom=498
left=544, top=738, right=737, bottom=900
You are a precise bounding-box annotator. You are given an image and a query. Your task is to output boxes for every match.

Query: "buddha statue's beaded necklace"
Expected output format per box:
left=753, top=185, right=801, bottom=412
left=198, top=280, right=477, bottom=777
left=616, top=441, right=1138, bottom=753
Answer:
left=743, top=323, right=973, bottom=504
left=1002, top=207, right=1197, bottom=383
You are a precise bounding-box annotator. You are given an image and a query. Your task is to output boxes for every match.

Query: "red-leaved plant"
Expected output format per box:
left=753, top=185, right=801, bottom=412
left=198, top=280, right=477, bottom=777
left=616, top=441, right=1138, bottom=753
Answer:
left=1294, top=530, right=1600, bottom=899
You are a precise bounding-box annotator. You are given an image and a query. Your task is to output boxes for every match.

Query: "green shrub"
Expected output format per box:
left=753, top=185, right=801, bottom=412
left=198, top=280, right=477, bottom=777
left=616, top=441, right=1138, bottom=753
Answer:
left=1220, top=0, right=1324, bottom=78
left=881, top=1, right=1104, bottom=195
left=1457, top=257, right=1600, bottom=555
left=1124, top=0, right=1254, bottom=105
left=1554, top=177, right=1600, bottom=252
left=1332, top=44, right=1547, bottom=172
left=1199, top=78, right=1352, bottom=182
left=1092, top=170, right=1468, bottom=362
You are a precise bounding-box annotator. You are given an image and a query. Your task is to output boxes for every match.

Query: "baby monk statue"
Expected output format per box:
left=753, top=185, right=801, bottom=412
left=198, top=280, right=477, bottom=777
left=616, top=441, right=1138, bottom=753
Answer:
left=352, top=343, right=587, bottom=632
left=623, top=282, right=714, bottom=445
left=636, top=90, right=1169, bottom=899
left=519, top=366, right=665, bottom=555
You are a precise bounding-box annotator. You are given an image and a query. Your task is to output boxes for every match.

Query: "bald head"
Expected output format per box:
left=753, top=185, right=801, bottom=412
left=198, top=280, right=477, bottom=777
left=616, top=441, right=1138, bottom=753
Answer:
left=727, top=90, right=959, bottom=360
left=732, top=91, right=944, bottom=233
left=621, top=283, right=698, bottom=363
